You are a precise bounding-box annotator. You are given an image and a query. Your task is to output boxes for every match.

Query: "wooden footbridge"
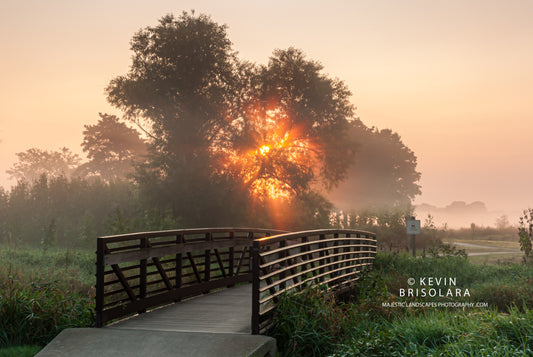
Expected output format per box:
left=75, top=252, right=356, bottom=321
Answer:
left=38, top=228, right=377, bottom=357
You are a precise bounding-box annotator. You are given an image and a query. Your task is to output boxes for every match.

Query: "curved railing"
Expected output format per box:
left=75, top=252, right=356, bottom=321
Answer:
left=95, top=227, right=285, bottom=327
left=251, top=229, right=377, bottom=334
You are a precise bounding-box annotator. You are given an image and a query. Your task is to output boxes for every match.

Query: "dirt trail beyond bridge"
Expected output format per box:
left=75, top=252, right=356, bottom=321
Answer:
left=451, top=241, right=521, bottom=256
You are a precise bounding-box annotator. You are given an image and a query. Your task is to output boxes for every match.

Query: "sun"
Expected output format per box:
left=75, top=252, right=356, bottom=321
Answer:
left=217, top=107, right=316, bottom=201
left=259, top=145, right=270, bottom=156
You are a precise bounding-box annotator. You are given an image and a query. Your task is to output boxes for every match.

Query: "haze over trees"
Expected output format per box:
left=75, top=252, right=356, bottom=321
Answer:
left=75, top=113, right=148, bottom=182
left=1, top=11, right=422, bottom=247
left=328, top=120, right=421, bottom=211
left=6, top=148, right=81, bottom=182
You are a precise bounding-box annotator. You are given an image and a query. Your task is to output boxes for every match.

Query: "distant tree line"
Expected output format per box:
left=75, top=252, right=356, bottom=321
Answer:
left=1, top=12, right=422, bottom=248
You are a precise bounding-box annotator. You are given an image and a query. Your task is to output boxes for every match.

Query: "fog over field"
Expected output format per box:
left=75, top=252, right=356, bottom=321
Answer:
left=1, top=0, right=532, bottom=227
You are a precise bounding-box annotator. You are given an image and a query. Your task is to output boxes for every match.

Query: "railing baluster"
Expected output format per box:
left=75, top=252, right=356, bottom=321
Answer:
left=95, top=228, right=375, bottom=332
left=228, top=231, right=234, bottom=277
left=204, top=232, right=212, bottom=293
left=95, top=228, right=286, bottom=327
left=175, top=234, right=183, bottom=289
left=139, top=237, right=148, bottom=313
left=253, top=229, right=377, bottom=334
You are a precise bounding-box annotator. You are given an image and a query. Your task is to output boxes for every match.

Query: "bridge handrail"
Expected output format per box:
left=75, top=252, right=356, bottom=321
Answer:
left=95, top=227, right=285, bottom=327
left=251, top=229, right=377, bottom=334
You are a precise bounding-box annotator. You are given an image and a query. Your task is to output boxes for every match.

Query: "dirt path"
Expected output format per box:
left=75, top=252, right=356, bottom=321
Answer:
left=452, top=242, right=521, bottom=256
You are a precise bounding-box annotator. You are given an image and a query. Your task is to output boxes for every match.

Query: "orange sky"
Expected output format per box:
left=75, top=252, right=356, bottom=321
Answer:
left=1, top=0, right=532, bottom=225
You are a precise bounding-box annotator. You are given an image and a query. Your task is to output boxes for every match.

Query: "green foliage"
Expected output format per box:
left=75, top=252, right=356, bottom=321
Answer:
left=269, top=254, right=533, bottom=356
left=426, top=241, right=467, bottom=259
left=40, top=218, right=57, bottom=252
left=446, top=224, right=517, bottom=242
left=270, top=287, right=351, bottom=356
left=518, top=208, right=533, bottom=264
left=0, top=346, right=42, bottom=357
left=105, top=12, right=392, bottom=229
left=334, top=207, right=413, bottom=251
left=333, top=308, right=533, bottom=357
left=0, top=248, right=94, bottom=348
left=105, top=207, right=182, bottom=235
left=0, top=175, right=181, bottom=247
left=75, top=113, right=148, bottom=182
left=473, top=280, right=533, bottom=313
left=6, top=148, right=80, bottom=182
left=328, top=121, right=421, bottom=211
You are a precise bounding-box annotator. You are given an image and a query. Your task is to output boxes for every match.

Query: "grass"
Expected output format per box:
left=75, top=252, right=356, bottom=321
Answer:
left=269, top=253, right=533, bottom=356
left=468, top=253, right=524, bottom=265
left=0, top=246, right=95, bottom=350
left=333, top=308, right=533, bottom=357
left=2, top=244, right=532, bottom=356
left=0, top=346, right=42, bottom=357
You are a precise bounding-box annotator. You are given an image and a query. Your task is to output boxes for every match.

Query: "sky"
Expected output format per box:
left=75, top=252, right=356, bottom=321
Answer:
left=1, top=0, right=532, bottom=226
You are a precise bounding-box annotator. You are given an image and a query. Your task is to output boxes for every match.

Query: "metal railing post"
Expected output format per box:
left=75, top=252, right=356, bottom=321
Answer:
left=251, top=239, right=261, bottom=334
left=95, top=237, right=105, bottom=327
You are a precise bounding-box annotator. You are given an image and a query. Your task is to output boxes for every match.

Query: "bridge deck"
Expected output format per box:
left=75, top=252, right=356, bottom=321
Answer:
left=35, top=284, right=278, bottom=357
left=108, top=283, right=252, bottom=334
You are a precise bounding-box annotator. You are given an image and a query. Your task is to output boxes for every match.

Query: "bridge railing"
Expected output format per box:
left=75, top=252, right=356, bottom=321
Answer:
left=251, top=229, right=377, bottom=334
left=95, top=227, right=285, bottom=327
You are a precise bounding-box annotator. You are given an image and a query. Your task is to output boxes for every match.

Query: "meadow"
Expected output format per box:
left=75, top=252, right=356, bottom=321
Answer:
left=1, top=236, right=532, bottom=357
left=270, top=253, right=533, bottom=356
left=0, top=246, right=95, bottom=356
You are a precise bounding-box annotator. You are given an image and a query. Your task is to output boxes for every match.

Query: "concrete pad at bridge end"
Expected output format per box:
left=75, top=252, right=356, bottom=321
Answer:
left=35, top=328, right=276, bottom=357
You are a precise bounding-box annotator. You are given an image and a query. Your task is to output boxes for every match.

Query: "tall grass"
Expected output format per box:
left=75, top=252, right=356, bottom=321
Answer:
left=269, top=253, right=533, bottom=356
left=0, top=246, right=95, bottom=348
left=334, top=308, right=533, bottom=357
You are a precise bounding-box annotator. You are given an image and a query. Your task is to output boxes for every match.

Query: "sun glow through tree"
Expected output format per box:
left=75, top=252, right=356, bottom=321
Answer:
left=217, top=107, right=317, bottom=201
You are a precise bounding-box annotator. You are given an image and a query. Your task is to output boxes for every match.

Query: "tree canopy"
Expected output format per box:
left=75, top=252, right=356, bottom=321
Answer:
left=1, top=10, right=423, bottom=245
left=105, top=11, right=421, bottom=228
left=328, top=121, right=421, bottom=211
left=76, top=113, right=148, bottom=181
left=105, top=13, right=360, bottom=227
left=7, top=147, right=80, bottom=182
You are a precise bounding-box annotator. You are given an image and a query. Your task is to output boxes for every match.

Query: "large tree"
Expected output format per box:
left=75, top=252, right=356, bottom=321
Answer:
left=105, top=12, right=422, bottom=229
left=106, top=12, right=236, bottom=170
left=106, top=12, right=243, bottom=224
left=216, top=48, right=357, bottom=200
left=76, top=113, right=148, bottom=181
left=328, top=120, right=421, bottom=211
